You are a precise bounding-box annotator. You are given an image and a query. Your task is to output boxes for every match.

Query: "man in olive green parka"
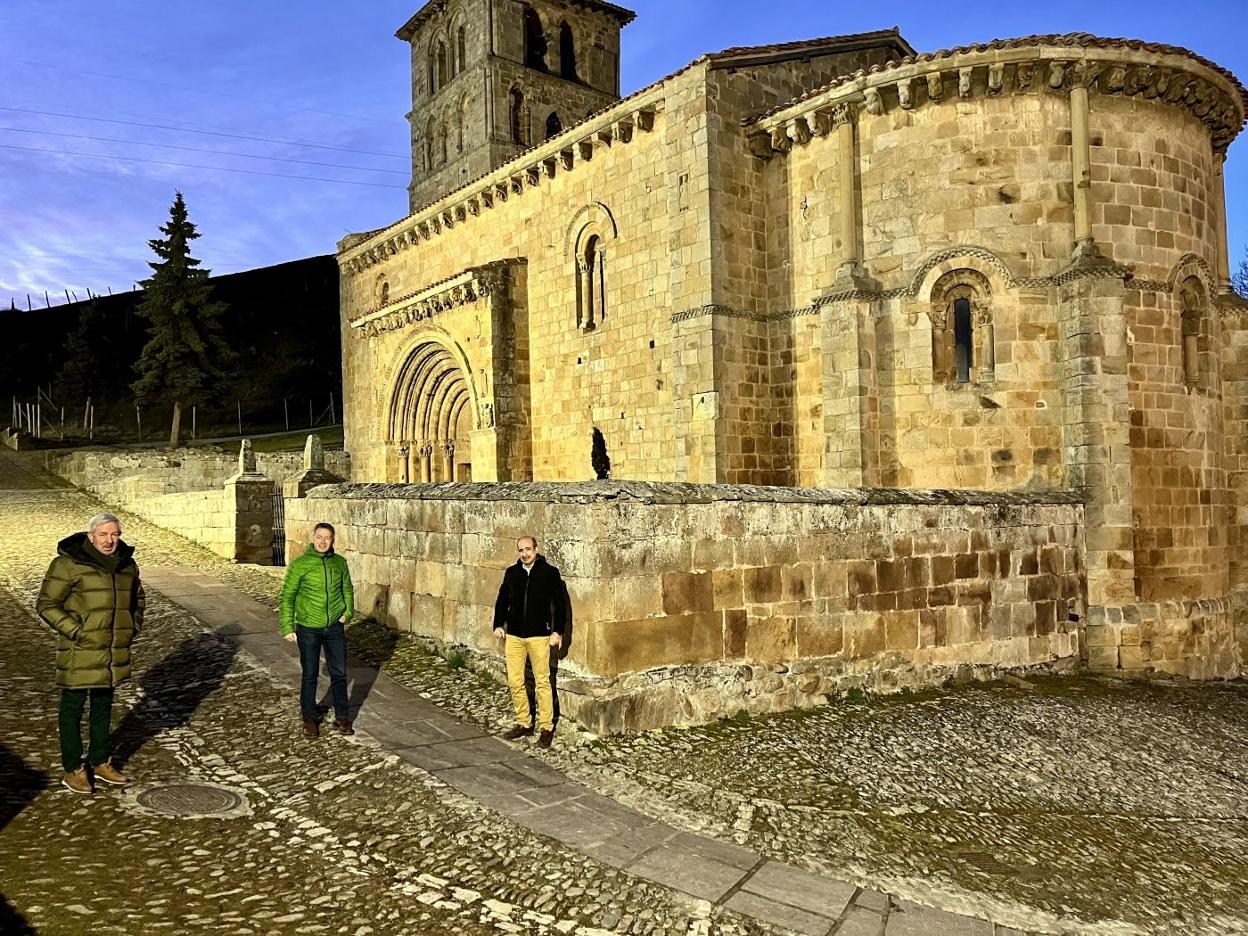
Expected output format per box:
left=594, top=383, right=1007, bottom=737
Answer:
left=37, top=512, right=144, bottom=794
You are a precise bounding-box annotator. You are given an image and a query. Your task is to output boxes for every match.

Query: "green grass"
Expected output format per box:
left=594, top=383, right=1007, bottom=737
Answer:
left=245, top=425, right=344, bottom=453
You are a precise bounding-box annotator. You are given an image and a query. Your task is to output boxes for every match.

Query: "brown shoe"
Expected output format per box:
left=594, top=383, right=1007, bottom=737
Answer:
left=537, top=729, right=554, bottom=749
left=92, top=760, right=127, bottom=786
left=62, top=767, right=93, bottom=795
left=333, top=718, right=355, bottom=736
left=502, top=724, right=534, bottom=740
left=303, top=717, right=320, bottom=739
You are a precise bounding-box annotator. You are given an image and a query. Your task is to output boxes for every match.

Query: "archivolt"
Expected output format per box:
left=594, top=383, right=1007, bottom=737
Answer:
left=563, top=202, right=618, bottom=257
left=384, top=333, right=479, bottom=444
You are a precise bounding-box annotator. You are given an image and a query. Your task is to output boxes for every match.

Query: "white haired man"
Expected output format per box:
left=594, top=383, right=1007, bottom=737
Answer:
left=37, top=513, right=144, bottom=794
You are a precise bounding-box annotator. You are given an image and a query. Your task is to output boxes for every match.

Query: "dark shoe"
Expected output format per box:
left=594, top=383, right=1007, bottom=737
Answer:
left=537, top=729, right=554, bottom=749
left=92, top=760, right=127, bottom=786
left=333, top=718, right=355, bottom=736
left=502, top=724, right=534, bottom=740
left=62, top=767, right=93, bottom=795
left=303, top=717, right=320, bottom=739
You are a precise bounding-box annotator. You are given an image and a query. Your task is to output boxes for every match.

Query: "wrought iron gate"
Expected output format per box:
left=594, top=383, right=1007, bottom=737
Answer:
left=271, top=491, right=286, bottom=566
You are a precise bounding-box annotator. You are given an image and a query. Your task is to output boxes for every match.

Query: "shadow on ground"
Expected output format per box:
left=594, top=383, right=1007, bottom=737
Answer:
left=0, top=744, right=47, bottom=934
left=317, top=616, right=400, bottom=720
left=109, top=631, right=238, bottom=769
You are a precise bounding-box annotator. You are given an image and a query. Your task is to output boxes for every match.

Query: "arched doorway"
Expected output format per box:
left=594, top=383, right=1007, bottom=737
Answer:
left=388, top=340, right=476, bottom=482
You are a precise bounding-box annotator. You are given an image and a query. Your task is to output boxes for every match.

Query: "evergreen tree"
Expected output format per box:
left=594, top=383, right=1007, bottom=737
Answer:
left=54, top=298, right=114, bottom=412
left=131, top=192, right=235, bottom=447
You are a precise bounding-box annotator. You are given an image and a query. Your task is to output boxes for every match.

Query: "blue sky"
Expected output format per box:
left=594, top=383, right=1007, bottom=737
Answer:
left=0, top=0, right=1244, bottom=307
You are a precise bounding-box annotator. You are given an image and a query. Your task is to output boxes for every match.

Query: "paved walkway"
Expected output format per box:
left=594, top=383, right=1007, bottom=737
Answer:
left=143, top=566, right=1027, bottom=936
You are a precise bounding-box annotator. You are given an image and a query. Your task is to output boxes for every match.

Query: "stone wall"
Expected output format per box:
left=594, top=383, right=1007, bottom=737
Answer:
left=46, top=444, right=343, bottom=565
left=51, top=447, right=351, bottom=502
left=288, top=481, right=1084, bottom=733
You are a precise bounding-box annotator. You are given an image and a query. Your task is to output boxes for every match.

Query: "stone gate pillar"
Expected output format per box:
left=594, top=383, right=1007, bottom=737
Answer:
left=225, top=439, right=275, bottom=565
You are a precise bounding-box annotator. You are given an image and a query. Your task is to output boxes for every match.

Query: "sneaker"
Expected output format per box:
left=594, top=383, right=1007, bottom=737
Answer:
left=92, top=760, right=127, bottom=786
left=333, top=718, right=355, bottom=736
left=537, top=729, right=554, bottom=749
left=502, top=724, right=534, bottom=740
left=62, top=767, right=93, bottom=795
left=303, top=717, right=320, bottom=739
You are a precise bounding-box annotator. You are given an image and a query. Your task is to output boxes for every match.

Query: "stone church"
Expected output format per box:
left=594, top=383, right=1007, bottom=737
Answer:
left=321, top=0, right=1248, bottom=729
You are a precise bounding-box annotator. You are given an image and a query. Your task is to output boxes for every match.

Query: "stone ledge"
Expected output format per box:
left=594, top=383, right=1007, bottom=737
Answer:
left=306, top=480, right=1084, bottom=507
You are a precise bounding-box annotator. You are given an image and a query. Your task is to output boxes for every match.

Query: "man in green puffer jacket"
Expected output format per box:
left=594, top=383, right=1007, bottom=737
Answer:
left=37, top=512, right=145, bottom=795
left=279, top=522, right=355, bottom=740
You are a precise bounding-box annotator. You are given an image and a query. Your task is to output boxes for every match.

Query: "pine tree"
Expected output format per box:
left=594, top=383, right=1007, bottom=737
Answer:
left=131, top=192, right=236, bottom=447
left=54, top=298, right=114, bottom=411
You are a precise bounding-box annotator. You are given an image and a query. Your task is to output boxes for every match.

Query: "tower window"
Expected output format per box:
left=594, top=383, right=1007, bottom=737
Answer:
left=523, top=5, right=547, bottom=71
left=560, top=22, right=577, bottom=81
left=545, top=112, right=563, bottom=140
left=437, top=42, right=449, bottom=87
left=509, top=88, right=527, bottom=146
left=457, top=26, right=467, bottom=72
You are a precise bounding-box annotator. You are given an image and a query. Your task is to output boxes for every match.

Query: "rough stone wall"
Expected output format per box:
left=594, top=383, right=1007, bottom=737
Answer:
left=288, top=482, right=1084, bottom=732
left=50, top=447, right=350, bottom=500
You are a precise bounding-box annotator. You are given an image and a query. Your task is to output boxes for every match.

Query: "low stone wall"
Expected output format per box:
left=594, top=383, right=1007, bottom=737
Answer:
left=288, top=482, right=1087, bottom=733
left=47, top=445, right=295, bottom=565
left=51, top=446, right=351, bottom=501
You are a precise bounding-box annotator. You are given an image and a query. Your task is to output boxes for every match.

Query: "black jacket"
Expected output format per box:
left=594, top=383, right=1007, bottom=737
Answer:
left=493, top=555, right=567, bottom=638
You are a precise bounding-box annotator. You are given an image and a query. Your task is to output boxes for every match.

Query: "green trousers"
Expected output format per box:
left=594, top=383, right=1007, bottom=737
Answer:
left=59, top=687, right=114, bottom=772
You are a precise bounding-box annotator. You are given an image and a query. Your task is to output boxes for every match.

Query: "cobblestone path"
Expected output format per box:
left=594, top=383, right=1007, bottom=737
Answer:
left=4, top=444, right=1245, bottom=935
left=0, top=452, right=768, bottom=936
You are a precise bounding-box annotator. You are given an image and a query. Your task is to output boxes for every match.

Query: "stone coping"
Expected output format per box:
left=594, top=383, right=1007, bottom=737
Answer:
left=306, top=479, right=1083, bottom=507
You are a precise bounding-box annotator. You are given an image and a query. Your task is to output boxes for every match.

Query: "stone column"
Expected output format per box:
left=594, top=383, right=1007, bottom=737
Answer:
left=1059, top=273, right=1136, bottom=668
left=419, top=442, right=433, bottom=482
left=835, top=103, right=861, bottom=283
left=1070, top=85, right=1098, bottom=259
left=1214, top=152, right=1234, bottom=293
left=578, top=258, right=594, bottom=330
left=821, top=298, right=878, bottom=487
left=442, top=440, right=456, bottom=481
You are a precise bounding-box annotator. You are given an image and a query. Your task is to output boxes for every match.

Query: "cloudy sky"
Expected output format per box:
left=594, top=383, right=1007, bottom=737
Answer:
left=1, top=0, right=1244, bottom=308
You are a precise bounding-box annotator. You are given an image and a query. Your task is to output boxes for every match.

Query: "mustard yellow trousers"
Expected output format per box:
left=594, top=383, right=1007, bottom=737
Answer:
left=505, top=635, right=553, bottom=732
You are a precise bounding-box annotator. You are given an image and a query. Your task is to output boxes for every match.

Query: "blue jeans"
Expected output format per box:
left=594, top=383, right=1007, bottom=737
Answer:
left=296, top=622, right=348, bottom=720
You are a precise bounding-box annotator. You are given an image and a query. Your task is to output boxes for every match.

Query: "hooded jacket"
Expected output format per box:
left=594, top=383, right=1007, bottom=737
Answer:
left=493, top=554, right=567, bottom=639
left=36, top=532, right=144, bottom=689
left=279, top=545, right=355, bottom=636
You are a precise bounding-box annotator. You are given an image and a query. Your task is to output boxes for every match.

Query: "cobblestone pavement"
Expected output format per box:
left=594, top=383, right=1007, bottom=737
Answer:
left=0, top=451, right=772, bottom=936
left=3, top=447, right=1244, bottom=935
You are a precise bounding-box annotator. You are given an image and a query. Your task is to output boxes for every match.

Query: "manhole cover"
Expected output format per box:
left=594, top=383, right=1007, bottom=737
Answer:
left=123, top=782, right=251, bottom=820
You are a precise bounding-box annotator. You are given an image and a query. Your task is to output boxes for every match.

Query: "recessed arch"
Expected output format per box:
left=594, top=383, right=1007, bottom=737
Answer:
left=385, top=334, right=481, bottom=481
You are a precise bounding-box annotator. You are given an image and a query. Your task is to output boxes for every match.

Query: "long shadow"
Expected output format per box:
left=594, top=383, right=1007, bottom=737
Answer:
left=525, top=578, right=574, bottom=732
left=0, top=744, right=48, bottom=934
left=316, top=617, right=400, bottom=721
left=108, top=631, right=239, bottom=769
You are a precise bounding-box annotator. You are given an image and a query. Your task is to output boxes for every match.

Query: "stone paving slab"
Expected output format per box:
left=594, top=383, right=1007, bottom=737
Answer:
left=885, top=900, right=995, bottom=935
left=139, top=565, right=1025, bottom=936
left=724, top=889, right=834, bottom=936
left=833, top=906, right=887, bottom=936
left=742, top=860, right=858, bottom=920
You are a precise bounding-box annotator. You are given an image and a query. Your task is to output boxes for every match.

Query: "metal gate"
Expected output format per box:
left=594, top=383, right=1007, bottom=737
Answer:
left=271, top=491, right=286, bottom=566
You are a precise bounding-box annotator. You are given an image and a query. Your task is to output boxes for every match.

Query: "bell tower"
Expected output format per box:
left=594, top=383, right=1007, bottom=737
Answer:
left=398, top=0, right=636, bottom=213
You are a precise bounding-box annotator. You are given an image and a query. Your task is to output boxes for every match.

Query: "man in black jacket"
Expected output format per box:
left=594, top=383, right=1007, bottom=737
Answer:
left=493, top=535, right=566, bottom=748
